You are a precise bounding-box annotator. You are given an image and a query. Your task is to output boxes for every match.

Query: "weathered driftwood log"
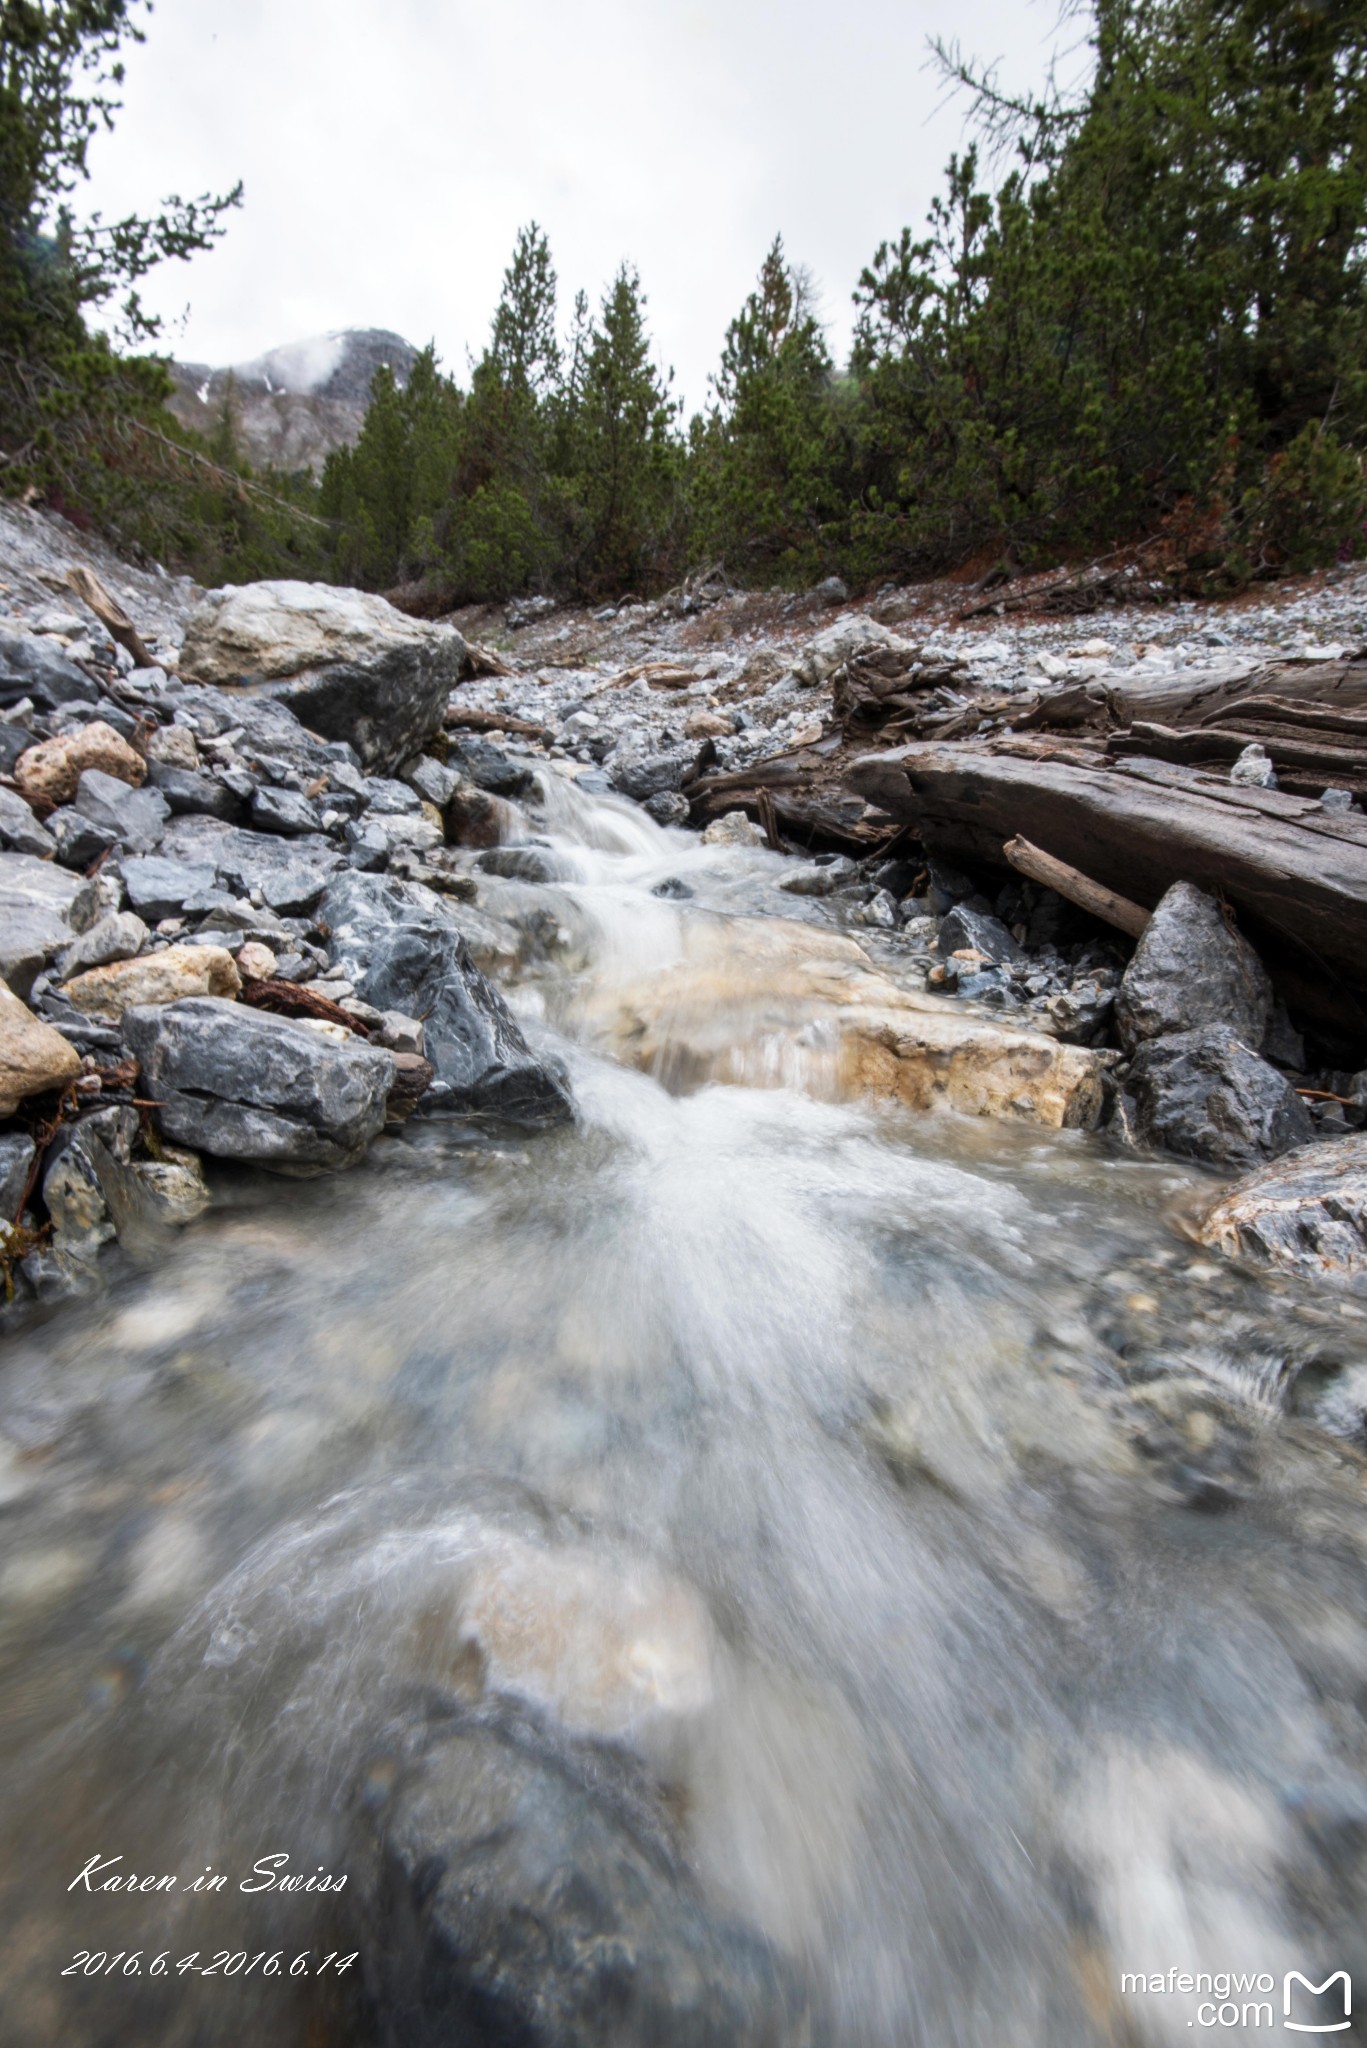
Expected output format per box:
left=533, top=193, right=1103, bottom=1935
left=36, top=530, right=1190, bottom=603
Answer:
left=1003, top=836, right=1151, bottom=938
left=1018, top=652, right=1367, bottom=737
left=66, top=564, right=157, bottom=669
left=1108, top=721, right=1367, bottom=796
left=850, top=742, right=1367, bottom=1043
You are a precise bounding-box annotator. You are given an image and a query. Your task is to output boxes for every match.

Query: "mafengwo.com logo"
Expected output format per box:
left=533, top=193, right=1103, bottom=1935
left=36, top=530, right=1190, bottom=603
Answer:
left=1119, top=1967, right=1352, bottom=2031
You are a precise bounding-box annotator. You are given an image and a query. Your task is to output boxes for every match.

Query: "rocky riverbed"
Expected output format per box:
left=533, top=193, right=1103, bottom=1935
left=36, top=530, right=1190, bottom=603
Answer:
left=2, top=502, right=1367, bottom=2047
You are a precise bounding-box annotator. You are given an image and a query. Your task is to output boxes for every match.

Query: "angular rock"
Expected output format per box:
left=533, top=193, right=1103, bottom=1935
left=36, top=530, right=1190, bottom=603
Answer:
left=14, top=721, right=146, bottom=807
left=0, top=975, right=82, bottom=1114
left=146, top=723, right=200, bottom=770
left=1196, top=1136, right=1367, bottom=1289
left=64, top=943, right=241, bottom=1021
left=320, top=870, right=573, bottom=1125
left=0, top=785, right=55, bottom=858
left=403, top=754, right=461, bottom=810
left=0, top=852, right=98, bottom=997
left=157, top=814, right=344, bottom=914
left=178, top=581, right=467, bottom=771
left=123, top=997, right=397, bottom=1171
left=0, top=629, right=99, bottom=710
left=250, top=783, right=322, bottom=837
left=146, top=760, right=245, bottom=821
left=644, top=791, right=690, bottom=827
left=236, top=941, right=278, bottom=981
left=938, top=904, right=1023, bottom=964
left=611, top=750, right=692, bottom=803
left=1119, top=1026, right=1314, bottom=1168
left=73, top=767, right=169, bottom=853
left=364, top=775, right=424, bottom=814
left=343, top=818, right=389, bottom=870
left=46, top=804, right=118, bottom=869
left=55, top=910, right=150, bottom=980
left=1116, top=882, right=1272, bottom=1053
left=447, top=737, right=536, bottom=798
left=121, top=856, right=220, bottom=921
left=132, top=1146, right=211, bottom=1226
left=790, top=613, right=918, bottom=689
left=701, top=811, right=764, bottom=848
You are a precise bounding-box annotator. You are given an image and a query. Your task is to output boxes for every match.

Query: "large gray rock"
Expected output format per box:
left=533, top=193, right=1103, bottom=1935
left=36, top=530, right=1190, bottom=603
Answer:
left=146, top=758, right=245, bottom=822
left=121, top=855, right=219, bottom=921
left=0, top=784, right=55, bottom=858
left=73, top=767, right=169, bottom=853
left=360, top=1705, right=804, bottom=2048
left=610, top=749, right=693, bottom=803
left=123, top=997, right=396, bottom=1170
left=178, top=582, right=468, bottom=772
left=1197, top=1134, right=1367, bottom=1290
left=1119, top=1026, right=1314, bottom=1168
left=158, top=814, right=344, bottom=914
left=320, top=870, right=573, bottom=1125
left=447, top=736, right=536, bottom=798
left=1116, top=882, right=1272, bottom=1053
left=0, top=851, right=98, bottom=997
left=0, top=628, right=99, bottom=710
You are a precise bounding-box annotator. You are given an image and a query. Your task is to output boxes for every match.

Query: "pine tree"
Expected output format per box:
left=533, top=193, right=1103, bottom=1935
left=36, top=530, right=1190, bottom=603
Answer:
left=572, top=264, right=682, bottom=592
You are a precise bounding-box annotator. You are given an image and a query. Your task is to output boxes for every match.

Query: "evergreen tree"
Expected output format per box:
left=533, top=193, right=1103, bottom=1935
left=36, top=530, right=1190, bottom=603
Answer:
left=572, top=264, right=683, bottom=592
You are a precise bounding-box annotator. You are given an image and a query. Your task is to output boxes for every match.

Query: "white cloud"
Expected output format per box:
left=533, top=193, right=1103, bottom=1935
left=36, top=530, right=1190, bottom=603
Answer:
left=84, top=0, right=1074, bottom=412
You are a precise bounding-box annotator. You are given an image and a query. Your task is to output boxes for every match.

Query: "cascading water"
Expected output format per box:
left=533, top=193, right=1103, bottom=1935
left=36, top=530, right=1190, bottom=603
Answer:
left=2, top=771, right=1366, bottom=2047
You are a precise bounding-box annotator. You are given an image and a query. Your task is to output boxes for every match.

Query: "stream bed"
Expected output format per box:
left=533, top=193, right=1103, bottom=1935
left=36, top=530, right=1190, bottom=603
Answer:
left=2, top=778, right=1367, bottom=2047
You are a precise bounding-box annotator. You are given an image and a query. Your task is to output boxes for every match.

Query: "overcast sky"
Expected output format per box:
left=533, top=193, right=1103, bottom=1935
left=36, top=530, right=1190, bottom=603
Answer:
left=84, top=0, right=1084, bottom=413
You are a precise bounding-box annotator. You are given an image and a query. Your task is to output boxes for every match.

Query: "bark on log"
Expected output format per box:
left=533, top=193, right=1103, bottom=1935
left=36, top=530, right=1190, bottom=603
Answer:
left=851, top=741, right=1367, bottom=1043
left=1003, top=836, right=1151, bottom=938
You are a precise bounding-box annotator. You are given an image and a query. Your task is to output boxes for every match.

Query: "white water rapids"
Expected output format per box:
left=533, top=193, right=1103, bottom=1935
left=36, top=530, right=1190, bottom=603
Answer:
left=2, top=774, right=1366, bottom=2046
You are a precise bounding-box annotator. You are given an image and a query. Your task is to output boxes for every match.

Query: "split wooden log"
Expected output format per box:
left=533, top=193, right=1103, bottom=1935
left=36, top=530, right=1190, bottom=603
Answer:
left=850, top=740, right=1367, bottom=1043
left=1003, top=835, right=1151, bottom=939
left=65, top=565, right=157, bottom=668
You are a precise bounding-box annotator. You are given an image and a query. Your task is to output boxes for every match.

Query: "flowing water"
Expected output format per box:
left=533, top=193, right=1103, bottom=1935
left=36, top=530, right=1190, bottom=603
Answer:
left=3, top=776, right=1367, bottom=2046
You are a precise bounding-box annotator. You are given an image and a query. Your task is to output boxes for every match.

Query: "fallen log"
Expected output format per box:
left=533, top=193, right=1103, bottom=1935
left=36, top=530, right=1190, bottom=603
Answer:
left=445, top=706, right=552, bottom=744
left=850, top=741, right=1367, bottom=1045
left=1108, top=721, right=1367, bottom=794
left=65, top=565, right=157, bottom=669
left=1003, top=836, right=1151, bottom=939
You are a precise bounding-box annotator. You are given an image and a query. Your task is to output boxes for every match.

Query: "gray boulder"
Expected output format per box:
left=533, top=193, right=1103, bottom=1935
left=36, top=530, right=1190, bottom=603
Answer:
left=47, top=805, right=118, bottom=870
left=359, top=1705, right=804, bottom=2048
left=611, top=750, right=692, bottom=803
left=250, top=783, right=322, bottom=837
left=121, top=856, right=219, bottom=921
left=123, top=997, right=396, bottom=1170
left=0, top=785, right=55, bottom=858
left=1116, top=882, right=1272, bottom=1053
left=73, top=767, right=169, bottom=854
left=55, top=910, right=150, bottom=980
left=158, top=814, right=344, bottom=914
left=146, top=758, right=246, bottom=821
left=1197, top=1134, right=1367, bottom=1290
left=0, top=629, right=99, bottom=710
left=0, top=851, right=98, bottom=997
left=320, top=870, right=573, bottom=1125
left=178, top=582, right=467, bottom=772
left=447, top=737, right=536, bottom=798
left=1119, top=1026, right=1314, bottom=1168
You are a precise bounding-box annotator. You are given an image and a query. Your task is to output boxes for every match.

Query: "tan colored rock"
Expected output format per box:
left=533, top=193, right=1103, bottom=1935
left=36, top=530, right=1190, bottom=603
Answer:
left=235, top=941, right=277, bottom=981
left=684, top=710, right=734, bottom=739
left=63, top=944, right=241, bottom=1022
left=0, top=976, right=81, bottom=1115
left=145, top=723, right=199, bottom=770
left=701, top=810, right=765, bottom=848
left=572, top=915, right=1109, bottom=1130
left=13, top=721, right=146, bottom=808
